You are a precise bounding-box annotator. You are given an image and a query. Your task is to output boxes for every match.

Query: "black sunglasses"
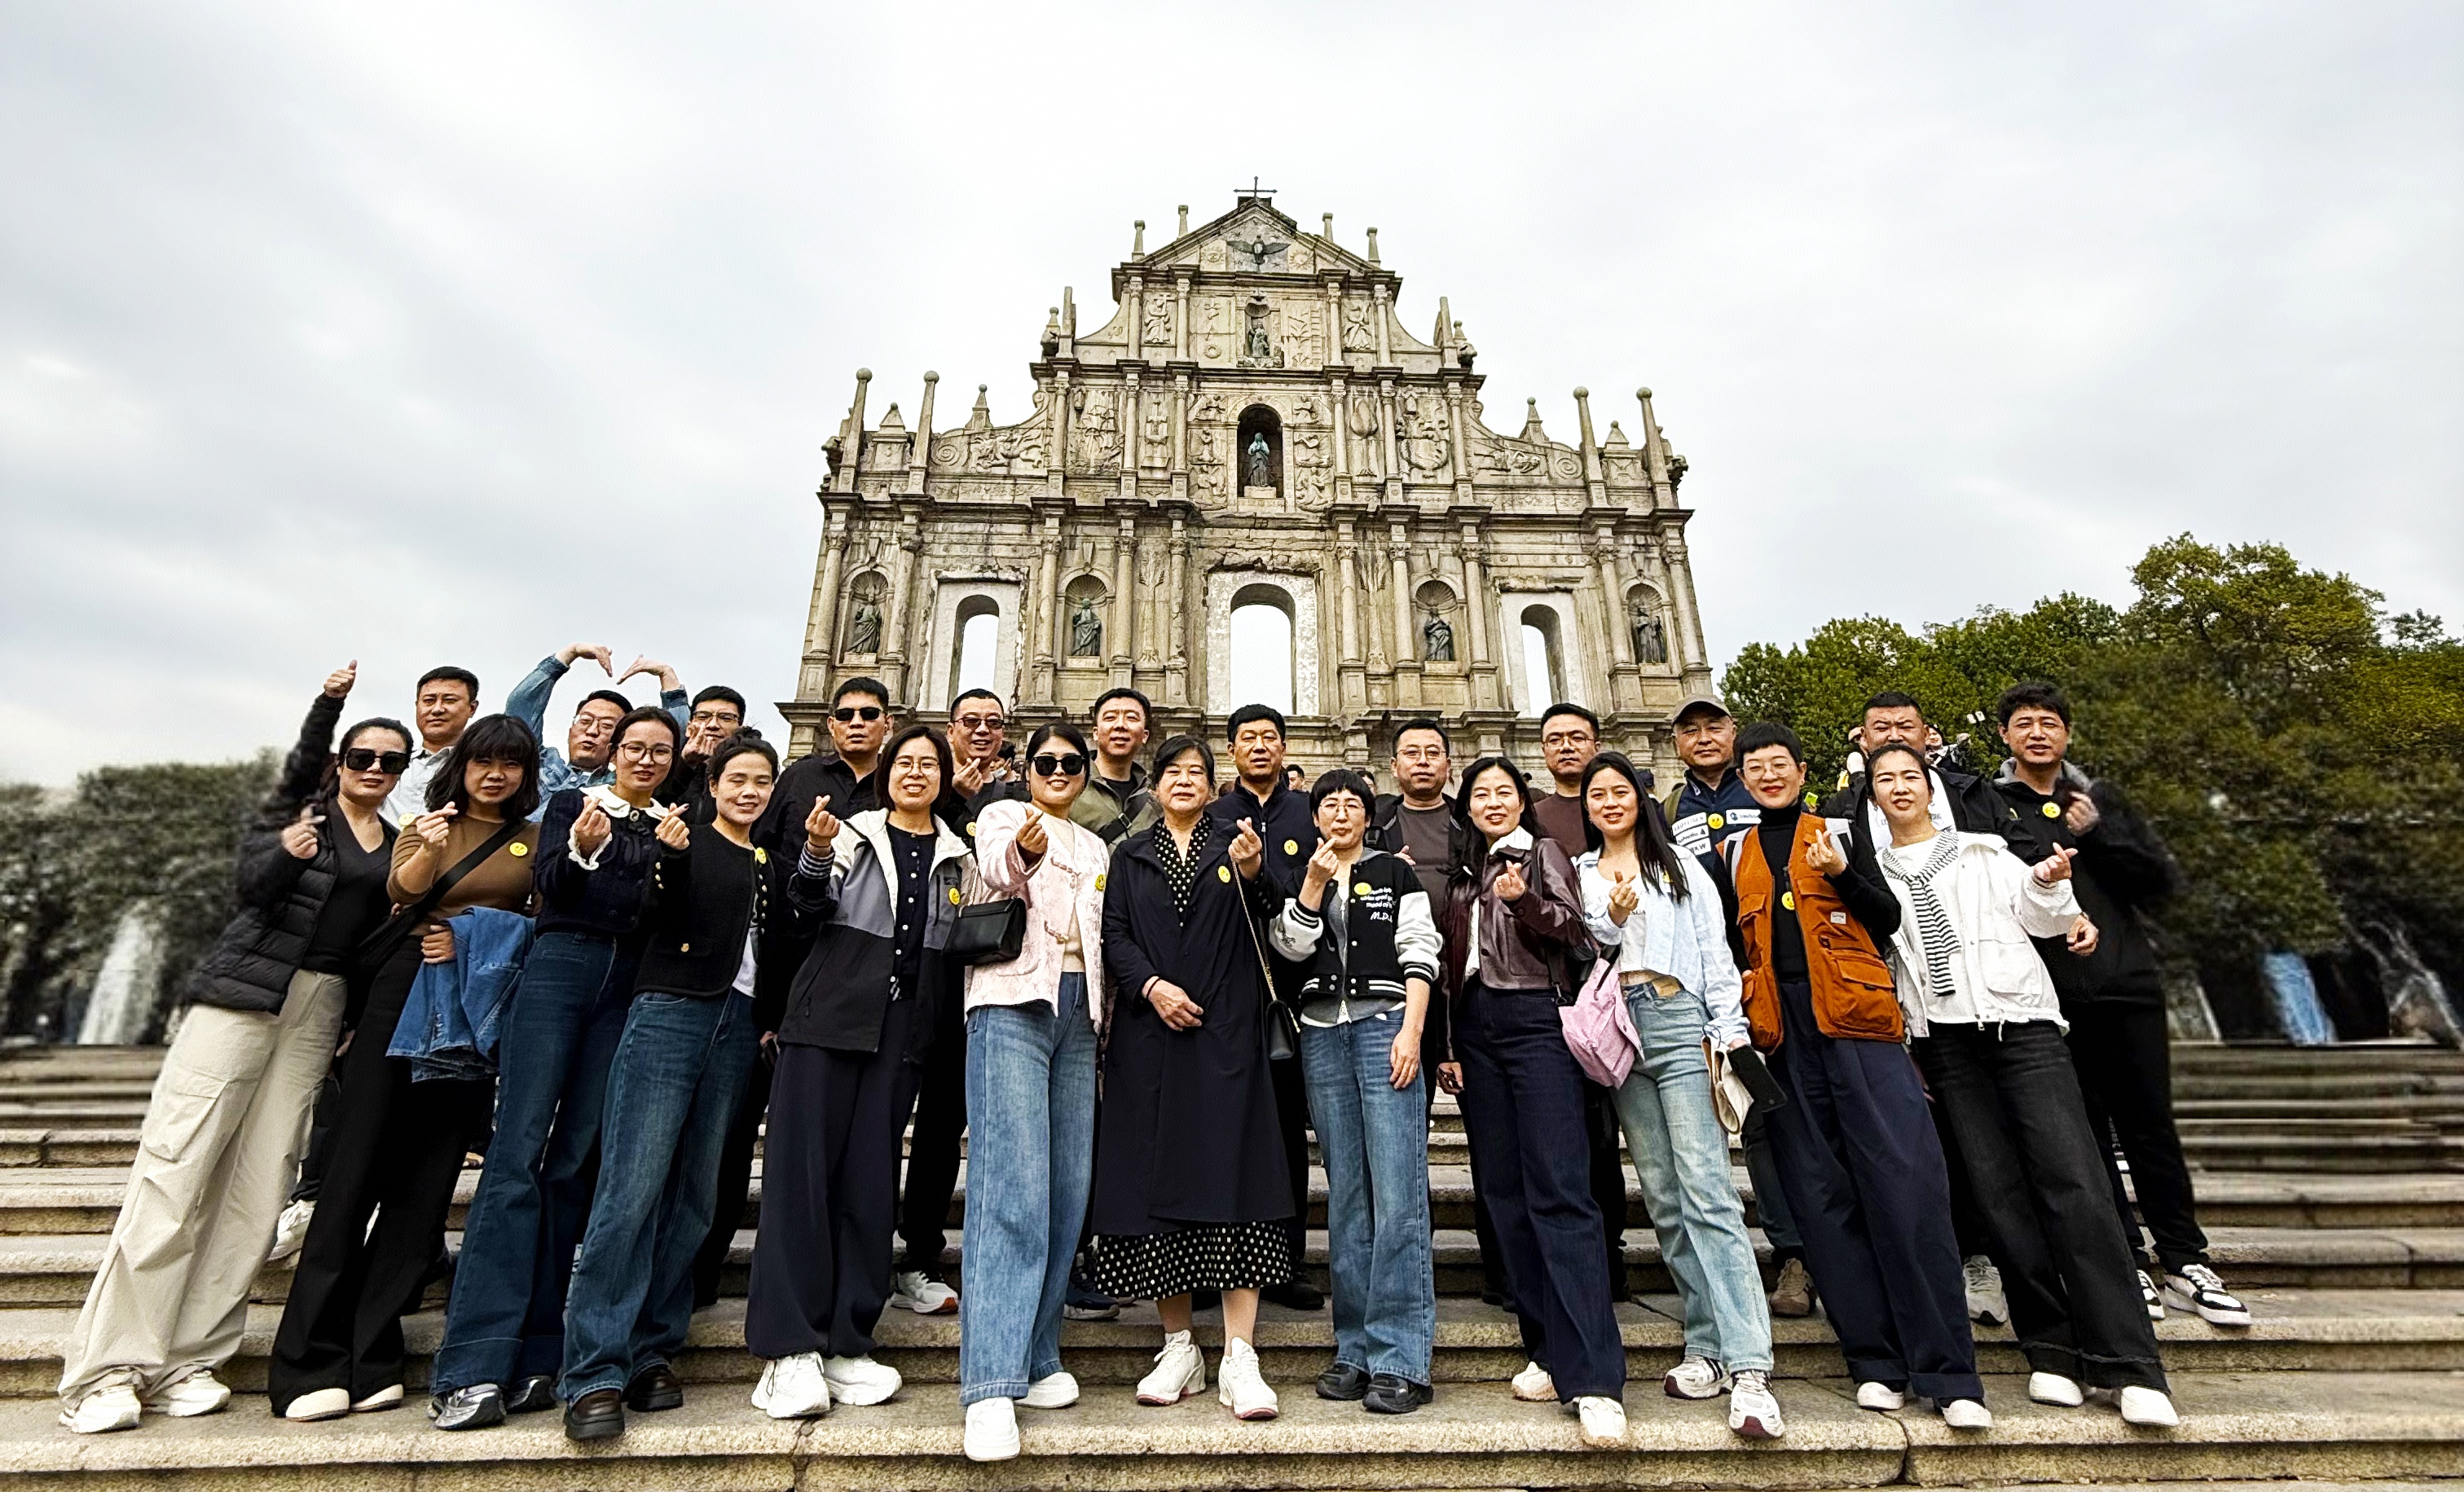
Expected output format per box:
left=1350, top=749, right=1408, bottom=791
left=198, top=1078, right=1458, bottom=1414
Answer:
left=832, top=706, right=885, bottom=723
left=343, top=748, right=411, bottom=774
left=1031, top=752, right=1088, bottom=777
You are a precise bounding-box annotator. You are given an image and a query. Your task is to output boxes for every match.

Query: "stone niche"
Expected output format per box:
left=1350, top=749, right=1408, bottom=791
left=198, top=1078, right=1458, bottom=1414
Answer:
left=1203, top=567, right=1320, bottom=716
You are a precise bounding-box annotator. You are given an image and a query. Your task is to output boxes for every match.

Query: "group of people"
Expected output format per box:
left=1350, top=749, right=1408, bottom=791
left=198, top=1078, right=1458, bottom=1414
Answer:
left=55, top=648, right=2245, bottom=1463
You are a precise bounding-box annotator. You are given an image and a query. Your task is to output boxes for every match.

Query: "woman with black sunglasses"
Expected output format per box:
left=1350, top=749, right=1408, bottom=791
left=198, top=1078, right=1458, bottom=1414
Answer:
left=951, top=725, right=1109, bottom=1460
left=59, top=665, right=407, bottom=1434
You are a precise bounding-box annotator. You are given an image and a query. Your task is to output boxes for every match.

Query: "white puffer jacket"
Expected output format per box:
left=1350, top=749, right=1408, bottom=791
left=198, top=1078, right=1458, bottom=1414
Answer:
left=1876, top=831, right=2080, bottom=1036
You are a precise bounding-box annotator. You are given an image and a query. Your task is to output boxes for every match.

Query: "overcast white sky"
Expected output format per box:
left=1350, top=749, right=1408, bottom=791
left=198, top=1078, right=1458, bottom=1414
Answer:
left=3, top=2, right=2457, bottom=782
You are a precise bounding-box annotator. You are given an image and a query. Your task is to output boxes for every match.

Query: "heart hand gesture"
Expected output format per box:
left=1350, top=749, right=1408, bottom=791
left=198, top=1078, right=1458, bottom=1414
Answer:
left=2034, top=844, right=2079, bottom=886
left=1494, top=859, right=1529, bottom=903
left=1802, top=824, right=1848, bottom=878
left=571, top=797, right=613, bottom=857
left=280, top=803, right=324, bottom=860
left=1607, top=869, right=1639, bottom=923
left=1228, top=817, right=1265, bottom=880
left=654, top=810, right=692, bottom=851
left=1015, top=809, right=1048, bottom=861
left=409, top=804, right=458, bottom=857
left=804, top=801, right=842, bottom=856
left=1300, top=838, right=1341, bottom=902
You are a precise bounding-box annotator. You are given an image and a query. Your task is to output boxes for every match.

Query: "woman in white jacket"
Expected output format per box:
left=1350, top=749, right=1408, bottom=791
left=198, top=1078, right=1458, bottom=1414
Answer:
left=1866, top=743, right=2177, bottom=1428
left=1574, top=753, right=1781, bottom=1441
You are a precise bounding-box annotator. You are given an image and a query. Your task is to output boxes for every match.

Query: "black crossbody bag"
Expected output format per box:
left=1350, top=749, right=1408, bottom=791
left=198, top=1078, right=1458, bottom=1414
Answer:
left=948, top=852, right=1029, bottom=966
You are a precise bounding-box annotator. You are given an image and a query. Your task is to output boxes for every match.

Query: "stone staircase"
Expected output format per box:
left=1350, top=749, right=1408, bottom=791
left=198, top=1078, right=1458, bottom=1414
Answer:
left=2, top=1040, right=2462, bottom=1489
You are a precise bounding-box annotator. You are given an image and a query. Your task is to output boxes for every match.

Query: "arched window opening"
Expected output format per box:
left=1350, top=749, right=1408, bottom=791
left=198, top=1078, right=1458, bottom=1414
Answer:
left=1227, top=583, right=1296, bottom=716
left=1235, top=404, right=1283, bottom=499
left=950, top=596, right=1001, bottom=701
left=1519, top=605, right=1567, bottom=717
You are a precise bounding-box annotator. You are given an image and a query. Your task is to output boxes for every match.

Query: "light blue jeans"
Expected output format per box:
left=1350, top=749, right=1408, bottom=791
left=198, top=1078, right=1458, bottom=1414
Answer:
left=957, top=973, right=1098, bottom=1406
left=1301, top=1009, right=1436, bottom=1385
left=1610, top=984, right=1773, bottom=1373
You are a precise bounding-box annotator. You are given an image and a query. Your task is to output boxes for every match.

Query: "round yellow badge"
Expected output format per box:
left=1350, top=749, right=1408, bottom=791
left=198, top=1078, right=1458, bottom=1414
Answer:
left=1780, top=891, right=1797, bottom=911
left=1354, top=882, right=1372, bottom=896
left=1217, top=865, right=1233, bottom=882
left=508, top=842, right=529, bottom=858
left=948, top=887, right=961, bottom=905
left=1095, top=873, right=1106, bottom=891
left=1283, top=839, right=1298, bottom=857
left=966, top=821, right=978, bottom=837
left=2042, top=802, right=2061, bottom=818
left=1707, top=812, right=1725, bottom=830
left=755, top=847, right=768, bottom=863
left=1803, top=790, right=1819, bottom=810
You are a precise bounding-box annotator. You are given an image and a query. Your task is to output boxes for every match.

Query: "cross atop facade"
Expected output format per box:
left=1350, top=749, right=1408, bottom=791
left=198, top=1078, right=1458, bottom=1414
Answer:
left=1235, top=176, right=1275, bottom=200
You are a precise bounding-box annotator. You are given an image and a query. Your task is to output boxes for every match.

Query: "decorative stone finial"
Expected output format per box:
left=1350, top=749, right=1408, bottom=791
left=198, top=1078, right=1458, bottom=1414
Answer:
left=1637, top=386, right=1652, bottom=401
left=1573, top=385, right=1588, bottom=399
left=1178, top=204, right=1189, bottom=236
left=1366, top=227, right=1380, bottom=263
left=856, top=367, right=873, bottom=382
left=1322, top=213, right=1334, bottom=240
left=923, top=370, right=939, bottom=384
left=1133, top=220, right=1145, bottom=256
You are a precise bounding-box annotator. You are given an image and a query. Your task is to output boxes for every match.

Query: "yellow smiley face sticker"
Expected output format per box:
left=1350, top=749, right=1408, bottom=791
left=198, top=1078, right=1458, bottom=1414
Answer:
left=1354, top=882, right=1372, bottom=896
left=508, top=842, right=530, bottom=858
left=1780, top=890, right=1797, bottom=911
left=1095, top=873, right=1106, bottom=891
left=2042, top=801, right=2061, bottom=818
left=755, top=847, right=769, bottom=863
left=1217, top=865, right=1233, bottom=882
left=948, top=887, right=962, bottom=905
left=1707, top=812, right=1725, bottom=830
left=1802, top=790, right=1819, bottom=810
left=1283, top=839, right=1299, bottom=857
left=966, top=821, right=979, bottom=837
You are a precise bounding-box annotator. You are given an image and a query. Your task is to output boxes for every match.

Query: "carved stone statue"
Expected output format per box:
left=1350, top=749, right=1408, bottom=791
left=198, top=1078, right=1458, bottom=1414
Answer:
left=1244, top=313, right=1272, bottom=360
left=1634, top=608, right=1668, bottom=666
left=849, top=595, right=883, bottom=654
left=1070, top=596, right=1102, bottom=658
left=1423, top=614, right=1455, bottom=662
left=1245, top=431, right=1274, bottom=490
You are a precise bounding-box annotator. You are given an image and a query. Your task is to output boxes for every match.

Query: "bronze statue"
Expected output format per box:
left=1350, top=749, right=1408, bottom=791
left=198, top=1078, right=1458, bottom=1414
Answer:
left=1070, top=596, right=1102, bottom=658
left=849, top=595, right=882, bottom=654
left=1245, top=431, right=1274, bottom=490
left=1423, top=613, right=1455, bottom=662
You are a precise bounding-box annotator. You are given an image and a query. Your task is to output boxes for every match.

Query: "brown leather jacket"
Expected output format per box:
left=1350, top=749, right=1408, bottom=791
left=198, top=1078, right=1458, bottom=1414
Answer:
left=1437, top=830, right=1595, bottom=1058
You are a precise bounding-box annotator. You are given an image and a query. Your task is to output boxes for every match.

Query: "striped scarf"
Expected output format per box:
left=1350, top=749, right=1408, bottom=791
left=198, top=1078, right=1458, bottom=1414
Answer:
left=1883, top=833, right=1964, bottom=1002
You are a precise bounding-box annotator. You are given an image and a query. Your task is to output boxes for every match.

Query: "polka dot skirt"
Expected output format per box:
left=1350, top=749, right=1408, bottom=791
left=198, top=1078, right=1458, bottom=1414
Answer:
left=1093, top=1221, right=1293, bottom=1301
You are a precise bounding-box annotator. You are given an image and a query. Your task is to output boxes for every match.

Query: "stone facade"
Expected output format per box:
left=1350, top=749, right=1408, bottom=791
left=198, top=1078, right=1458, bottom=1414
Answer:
left=785, top=193, right=1713, bottom=780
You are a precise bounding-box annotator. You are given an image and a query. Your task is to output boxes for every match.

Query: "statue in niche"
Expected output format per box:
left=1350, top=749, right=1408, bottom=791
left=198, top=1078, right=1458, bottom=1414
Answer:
left=1142, top=299, right=1173, bottom=347
left=848, top=593, right=883, bottom=654
left=1244, top=431, right=1274, bottom=490
left=1423, top=613, right=1455, bottom=662
left=1244, top=308, right=1273, bottom=360
left=1634, top=609, right=1669, bottom=665
left=1070, top=596, right=1103, bottom=658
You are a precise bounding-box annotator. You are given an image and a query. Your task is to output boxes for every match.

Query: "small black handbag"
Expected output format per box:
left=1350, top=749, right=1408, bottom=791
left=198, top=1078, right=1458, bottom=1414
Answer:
left=947, top=856, right=1029, bottom=966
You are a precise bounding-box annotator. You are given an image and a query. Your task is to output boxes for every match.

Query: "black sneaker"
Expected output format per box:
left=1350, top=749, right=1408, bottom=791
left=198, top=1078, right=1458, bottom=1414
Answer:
left=1063, top=1265, right=1120, bottom=1322
left=429, top=1384, right=504, bottom=1432
left=1364, top=1374, right=1433, bottom=1415
left=505, top=1375, right=557, bottom=1414
left=1315, top=1362, right=1370, bottom=1401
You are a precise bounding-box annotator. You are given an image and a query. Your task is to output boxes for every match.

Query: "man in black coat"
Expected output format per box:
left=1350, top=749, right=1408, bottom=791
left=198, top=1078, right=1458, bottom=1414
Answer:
left=1994, top=681, right=2250, bottom=1328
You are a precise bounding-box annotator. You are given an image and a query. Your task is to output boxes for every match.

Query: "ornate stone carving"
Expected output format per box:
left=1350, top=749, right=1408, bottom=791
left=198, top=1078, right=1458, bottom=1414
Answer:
left=1291, top=428, right=1331, bottom=511
left=1239, top=297, right=1283, bottom=367
left=1198, top=298, right=1231, bottom=360
left=1142, top=297, right=1172, bottom=349
left=1279, top=305, right=1322, bottom=367
left=1634, top=607, right=1669, bottom=666
left=1347, top=392, right=1379, bottom=438
left=1140, top=393, right=1171, bottom=463
left=1291, top=393, right=1325, bottom=427
left=1070, top=595, right=1103, bottom=657
left=846, top=573, right=887, bottom=654
left=1423, top=614, right=1454, bottom=662
left=1475, top=436, right=1547, bottom=477
left=1243, top=430, right=1274, bottom=490
left=1341, top=297, right=1374, bottom=353
left=1068, top=387, right=1122, bottom=475
left=1401, top=392, right=1451, bottom=475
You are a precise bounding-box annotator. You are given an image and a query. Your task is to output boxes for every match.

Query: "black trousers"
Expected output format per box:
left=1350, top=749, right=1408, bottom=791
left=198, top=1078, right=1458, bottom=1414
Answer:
left=1428, top=1079, right=1510, bottom=1299
left=896, top=997, right=966, bottom=1273
left=693, top=1055, right=771, bottom=1309
left=1739, top=1100, right=1802, bottom=1264
left=747, top=1002, right=920, bottom=1361
left=267, top=944, right=492, bottom=1411
left=290, top=1072, right=341, bottom=1204
left=1270, top=1052, right=1311, bottom=1272
left=2069, top=1001, right=2209, bottom=1271
left=1763, top=979, right=1979, bottom=1402
left=1584, top=1084, right=1630, bottom=1299
left=1935, top=1098, right=1998, bottom=1260
left=1916, top=1022, right=2168, bottom=1391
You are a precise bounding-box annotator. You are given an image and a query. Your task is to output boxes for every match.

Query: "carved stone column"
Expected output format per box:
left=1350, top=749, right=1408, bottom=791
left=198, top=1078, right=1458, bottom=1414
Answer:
left=1591, top=526, right=1639, bottom=713
left=1661, top=530, right=1711, bottom=684
left=833, top=368, right=872, bottom=495
left=1372, top=284, right=1393, bottom=364
left=1458, top=526, right=1497, bottom=710
left=1046, top=370, right=1071, bottom=500
left=1128, top=275, right=1145, bottom=361
left=1445, top=382, right=1472, bottom=484
left=1120, top=367, right=1143, bottom=497
left=1032, top=518, right=1063, bottom=704
left=1170, top=373, right=1189, bottom=473
left=1378, top=377, right=1401, bottom=491
left=1111, top=516, right=1137, bottom=683
left=1174, top=275, right=1192, bottom=361
left=883, top=517, right=922, bottom=706
left=1328, top=370, right=1350, bottom=487
left=806, top=513, right=851, bottom=663
left=1335, top=517, right=1364, bottom=712
left=1166, top=516, right=1192, bottom=706
left=1388, top=526, right=1420, bottom=709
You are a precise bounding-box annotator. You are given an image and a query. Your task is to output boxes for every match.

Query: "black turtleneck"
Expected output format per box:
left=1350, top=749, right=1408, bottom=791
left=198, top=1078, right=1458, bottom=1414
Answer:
left=1752, top=800, right=1902, bottom=986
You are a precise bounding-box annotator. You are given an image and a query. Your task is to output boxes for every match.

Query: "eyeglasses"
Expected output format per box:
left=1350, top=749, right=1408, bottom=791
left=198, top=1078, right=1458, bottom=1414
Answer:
left=342, top=748, right=410, bottom=774
left=617, top=742, right=675, bottom=762
left=1031, top=752, right=1088, bottom=777
left=954, top=714, right=1006, bottom=733
left=1541, top=730, right=1596, bottom=747
left=832, top=706, right=885, bottom=723
left=689, top=710, right=741, bottom=728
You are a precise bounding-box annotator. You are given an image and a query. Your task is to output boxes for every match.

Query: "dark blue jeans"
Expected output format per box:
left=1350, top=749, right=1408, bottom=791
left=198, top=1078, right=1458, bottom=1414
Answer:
left=557, top=991, right=761, bottom=1402
left=432, top=932, right=631, bottom=1394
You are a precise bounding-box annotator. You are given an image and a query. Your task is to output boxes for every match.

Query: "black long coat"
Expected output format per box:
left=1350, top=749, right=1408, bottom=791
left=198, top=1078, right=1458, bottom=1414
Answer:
left=1091, top=821, right=1294, bottom=1235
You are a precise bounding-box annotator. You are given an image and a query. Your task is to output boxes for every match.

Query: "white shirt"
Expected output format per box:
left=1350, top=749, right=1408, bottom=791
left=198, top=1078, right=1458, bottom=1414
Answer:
left=1876, top=830, right=2080, bottom=1034
left=730, top=928, right=759, bottom=998
left=1574, top=851, right=1748, bottom=1050
left=382, top=746, right=451, bottom=828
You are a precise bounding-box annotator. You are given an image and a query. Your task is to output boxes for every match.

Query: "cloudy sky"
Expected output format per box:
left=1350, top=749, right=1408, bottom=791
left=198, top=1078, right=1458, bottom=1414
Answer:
left=3, top=2, right=2457, bottom=782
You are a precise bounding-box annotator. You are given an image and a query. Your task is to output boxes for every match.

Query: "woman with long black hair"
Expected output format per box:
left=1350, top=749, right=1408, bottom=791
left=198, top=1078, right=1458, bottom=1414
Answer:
left=270, top=714, right=541, bottom=1422
left=1438, top=755, right=1624, bottom=1447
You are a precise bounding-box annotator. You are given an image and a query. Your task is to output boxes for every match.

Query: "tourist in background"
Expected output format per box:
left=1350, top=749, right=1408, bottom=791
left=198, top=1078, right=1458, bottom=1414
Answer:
left=743, top=726, right=969, bottom=1422
left=271, top=715, right=543, bottom=1422
left=558, top=733, right=806, bottom=1441
left=429, top=706, right=683, bottom=1430
left=1576, top=751, right=1782, bottom=1441
left=1439, top=755, right=1626, bottom=1448
left=656, top=685, right=747, bottom=825
left=1867, top=742, right=2179, bottom=1426
left=58, top=666, right=404, bottom=1434
left=1095, top=736, right=1291, bottom=1422
left=1269, top=770, right=1441, bottom=1415
left=955, top=725, right=1109, bottom=1461
left=383, top=666, right=482, bottom=825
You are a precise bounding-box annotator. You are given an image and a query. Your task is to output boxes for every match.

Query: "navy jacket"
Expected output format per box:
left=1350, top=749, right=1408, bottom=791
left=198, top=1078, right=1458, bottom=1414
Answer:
left=533, top=790, right=662, bottom=946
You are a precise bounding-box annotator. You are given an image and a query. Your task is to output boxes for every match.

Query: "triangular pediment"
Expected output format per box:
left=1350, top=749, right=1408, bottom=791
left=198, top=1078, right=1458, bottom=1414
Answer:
left=1138, top=196, right=1376, bottom=278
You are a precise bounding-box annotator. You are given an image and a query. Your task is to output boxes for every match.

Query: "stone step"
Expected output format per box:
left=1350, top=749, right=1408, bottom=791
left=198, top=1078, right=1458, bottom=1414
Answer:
left=6, top=1370, right=2464, bottom=1490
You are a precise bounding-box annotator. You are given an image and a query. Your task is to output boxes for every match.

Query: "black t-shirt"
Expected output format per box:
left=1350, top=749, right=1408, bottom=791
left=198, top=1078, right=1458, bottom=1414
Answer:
left=1394, top=803, right=1453, bottom=905
left=299, top=824, right=393, bottom=975
left=887, top=825, right=935, bottom=1002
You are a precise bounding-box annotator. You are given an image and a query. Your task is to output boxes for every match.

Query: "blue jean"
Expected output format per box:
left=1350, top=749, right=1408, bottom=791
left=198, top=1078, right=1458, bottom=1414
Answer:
left=1610, top=985, right=1773, bottom=1374
left=557, top=991, right=761, bottom=1402
left=1302, top=1010, right=1435, bottom=1385
left=432, top=932, right=631, bottom=1393
left=957, top=975, right=1098, bottom=1406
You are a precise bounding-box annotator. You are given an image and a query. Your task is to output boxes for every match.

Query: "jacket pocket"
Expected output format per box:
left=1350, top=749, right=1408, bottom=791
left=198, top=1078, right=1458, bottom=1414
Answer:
left=1982, top=940, right=2050, bottom=1003
left=139, top=1068, right=231, bottom=1165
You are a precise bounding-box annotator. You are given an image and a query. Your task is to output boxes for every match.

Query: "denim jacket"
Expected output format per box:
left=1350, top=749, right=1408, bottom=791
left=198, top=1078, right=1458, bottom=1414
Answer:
left=505, top=654, right=691, bottom=812
left=388, top=906, right=535, bottom=1081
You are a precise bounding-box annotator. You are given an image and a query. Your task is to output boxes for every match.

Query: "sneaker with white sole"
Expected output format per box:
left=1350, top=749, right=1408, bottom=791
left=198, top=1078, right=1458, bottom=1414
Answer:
left=283, top=1386, right=351, bottom=1422
left=2118, top=1385, right=2180, bottom=1426
left=2163, top=1264, right=2251, bottom=1327
left=964, top=1397, right=1019, bottom=1462
left=1136, top=1331, right=1205, bottom=1406
left=1964, top=1255, right=2008, bottom=1327
left=1727, top=1370, right=1784, bottom=1439
left=822, top=1354, right=902, bottom=1406
left=429, top=1384, right=505, bottom=1431
left=1021, top=1370, right=1079, bottom=1410
left=143, top=1371, right=231, bottom=1419
left=268, top=1199, right=315, bottom=1262
left=1217, top=1338, right=1278, bottom=1420
left=1575, top=1395, right=1627, bottom=1448
left=1662, top=1354, right=1728, bottom=1400
left=2139, top=1270, right=2166, bottom=1321
left=1511, top=1360, right=1556, bottom=1402
left=889, top=1270, right=958, bottom=1314
left=1938, top=1397, right=1993, bottom=1430
left=350, top=1384, right=403, bottom=1414
left=753, top=1353, right=830, bottom=1419
left=2027, top=1371, right=2083, bottom=1406
left=1855, top=1381, right=1906, bottom=1411
left=59, top=1384, right=142, bottom=1435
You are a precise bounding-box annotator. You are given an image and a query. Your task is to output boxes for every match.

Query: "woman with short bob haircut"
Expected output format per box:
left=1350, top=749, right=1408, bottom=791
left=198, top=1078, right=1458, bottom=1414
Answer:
left=1439, top=755, right=1625, bottom=1446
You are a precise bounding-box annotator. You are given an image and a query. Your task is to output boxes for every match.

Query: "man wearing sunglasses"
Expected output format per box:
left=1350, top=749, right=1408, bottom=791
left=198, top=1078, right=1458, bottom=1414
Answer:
left=939, top=689, right=1023, bottom=833
left=507, top=645, right=691, bottom=813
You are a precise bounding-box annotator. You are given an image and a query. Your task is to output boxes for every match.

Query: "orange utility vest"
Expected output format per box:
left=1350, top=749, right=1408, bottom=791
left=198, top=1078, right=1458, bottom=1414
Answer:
left=1728, top=811, right=1903, bottom=1051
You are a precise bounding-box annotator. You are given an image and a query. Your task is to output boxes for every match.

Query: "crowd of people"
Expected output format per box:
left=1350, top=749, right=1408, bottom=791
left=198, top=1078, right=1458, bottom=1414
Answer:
left=56, top=649, right=2248, bottom=1460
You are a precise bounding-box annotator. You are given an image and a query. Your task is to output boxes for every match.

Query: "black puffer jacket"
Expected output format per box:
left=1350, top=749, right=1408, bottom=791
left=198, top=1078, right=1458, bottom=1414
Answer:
left=184, top=693, right=398, bottom=1014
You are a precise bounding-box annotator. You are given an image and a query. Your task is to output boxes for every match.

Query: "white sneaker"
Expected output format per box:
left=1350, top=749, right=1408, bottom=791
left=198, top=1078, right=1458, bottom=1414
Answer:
left=350, top=1384, right=403, bottom=1413
left=1855, top=1381, right=1906, bottom=1411
left=1662, top=1353, right=1728, bottom=1401
left=2028, top=1371, right=2083, bottom=1406
left=143, top=1371, right=231, bottom=1418
left=1022, top=1370, right=1079, bottom=1410
left=59, top=1384, right=142, bottom=1434
left=2140, top=1269, right=2167, bottom=1321
left=1964, top=1255, right=2008, bottom=1327
left=1510, top=1359, right=1556, bottom=1402
left=1217, top=1337, right=1278, bottom=1421
left=1575, top=1395, right=1627, bottom=1448
left=889, top=1270, right=958, bottom=1314
left=283, top=1386, right=351, bottom=1422
left=2163, top=1264, right=2251, bottom=1327
left=1136, top=1331, right=1205, bottom=1406
left=822, top=1354, right=902, bottom=1406
left=268, top=1199, right=315, bottom=1262
left=964, top=1397, right=1019, bottom=1462
left=753, top=1353, right=830, bottom=1419
left=2119, top=1385, right=2180, bottom=1427
left=1939, top=1397, right=1993, bottom=1430
left=1727, top=1370, right=1784, bottom=1440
